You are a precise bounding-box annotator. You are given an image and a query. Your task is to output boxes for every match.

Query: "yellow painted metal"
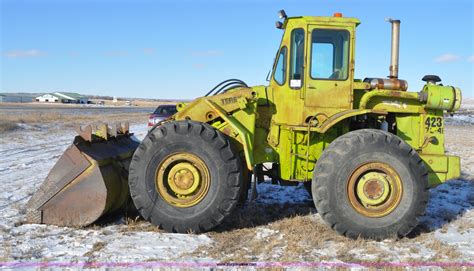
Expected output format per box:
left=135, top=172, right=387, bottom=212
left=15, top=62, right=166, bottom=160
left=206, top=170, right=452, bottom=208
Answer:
left=155, top=152, right=210, bottom=208
left=353, top=81, right=371, bottom=90
left=453, top=87, right=462, bottom=112
left=422, top=154, right=461, bottom=186
left=172, top=88, right=256, bottom=171
left=167, top=162, right=200, bottom=196
left=356, top=172, right=391, bottom=206
left=174, top=88, right=256, bottom=124
left=304, top=24, right=355, bottom=109
left=397, top=110, right=459, bottom=186
left=313, top=109, right=373, bottom=133
left=167, top=14, right=461, bottom=184
left=359, top=89, right=422, bottom=113
left=422, top=84, right=462, bottom=112
left=421, top=154, right=447, bottom=173
left=396, top=114, right=422, bottom=150
left=446, top=155, right=461, bottom=181
left=204, top=99, right=255, bottom=170
left=347, top=162, right=403, bottom=217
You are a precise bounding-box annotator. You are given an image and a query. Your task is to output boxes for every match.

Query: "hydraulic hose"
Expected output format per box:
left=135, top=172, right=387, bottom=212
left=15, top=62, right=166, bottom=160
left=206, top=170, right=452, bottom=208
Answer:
left=205, top=79, right=248, bottom=97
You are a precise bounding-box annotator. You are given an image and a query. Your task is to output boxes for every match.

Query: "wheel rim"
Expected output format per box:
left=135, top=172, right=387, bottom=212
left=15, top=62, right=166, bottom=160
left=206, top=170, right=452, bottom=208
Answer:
left=155, top=152, right=210, bottom=208
left=347, top=162, right=403, bottom=217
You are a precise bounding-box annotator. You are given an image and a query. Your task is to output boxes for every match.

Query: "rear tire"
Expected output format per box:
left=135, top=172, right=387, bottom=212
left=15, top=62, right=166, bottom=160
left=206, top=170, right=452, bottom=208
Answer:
left=129, top=120, right=243, bottom=233
left=312, top=129, right=429, bottom=240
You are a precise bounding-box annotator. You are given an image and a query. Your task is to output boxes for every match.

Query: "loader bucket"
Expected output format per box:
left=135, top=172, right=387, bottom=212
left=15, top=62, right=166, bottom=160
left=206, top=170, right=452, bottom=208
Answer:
left=25, top=123, right=139, bottom=227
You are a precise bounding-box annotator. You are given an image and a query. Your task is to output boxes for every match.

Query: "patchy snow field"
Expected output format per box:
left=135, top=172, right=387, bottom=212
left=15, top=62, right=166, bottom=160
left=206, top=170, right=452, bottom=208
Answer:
left=0, top=109, right=473, bottom=268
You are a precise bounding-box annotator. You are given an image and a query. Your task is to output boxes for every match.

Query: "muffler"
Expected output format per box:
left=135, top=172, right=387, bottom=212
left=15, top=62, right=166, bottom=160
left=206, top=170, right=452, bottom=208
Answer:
left=364, top=18, right=408, bottom=91
left=25, top=123, right=139, bottom=227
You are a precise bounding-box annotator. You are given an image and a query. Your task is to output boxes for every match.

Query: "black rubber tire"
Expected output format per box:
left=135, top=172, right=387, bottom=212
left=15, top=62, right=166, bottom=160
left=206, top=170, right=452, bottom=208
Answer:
left=129, top=120, right=243, bottom=233
left=312, top=129, right=429, bottom=240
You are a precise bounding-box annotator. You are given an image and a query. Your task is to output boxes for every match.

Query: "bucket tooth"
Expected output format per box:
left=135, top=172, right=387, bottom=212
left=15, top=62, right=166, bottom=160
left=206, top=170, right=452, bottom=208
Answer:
left=95, top=123, right=109, bottom=141
left=109, top=124, right=118, bottom=138
left=117, top=122, right=129, bottom=135
left=25, top=125, right=139, bottom=227
left=75, top=125, right=93, bottom=142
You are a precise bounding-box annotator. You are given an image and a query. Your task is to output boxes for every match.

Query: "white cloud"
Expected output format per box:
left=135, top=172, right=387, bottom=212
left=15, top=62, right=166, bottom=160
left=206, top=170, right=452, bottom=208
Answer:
left=434, top=54, right=461, bottom=63
left=468, top=55, right=474, bottom=63
left=191, top=50, right=223, bottom=57
left=3, top=49, right=46, bottom=58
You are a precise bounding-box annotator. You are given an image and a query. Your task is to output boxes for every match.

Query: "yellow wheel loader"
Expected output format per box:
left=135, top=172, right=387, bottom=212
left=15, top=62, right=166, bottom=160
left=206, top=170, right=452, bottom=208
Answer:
left=26, top=11, right=462, bottom=239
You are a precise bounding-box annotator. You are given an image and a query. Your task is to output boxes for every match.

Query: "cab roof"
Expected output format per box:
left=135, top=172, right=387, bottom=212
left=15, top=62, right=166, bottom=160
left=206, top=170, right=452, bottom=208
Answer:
left=288, top=16, right=361, bottom=26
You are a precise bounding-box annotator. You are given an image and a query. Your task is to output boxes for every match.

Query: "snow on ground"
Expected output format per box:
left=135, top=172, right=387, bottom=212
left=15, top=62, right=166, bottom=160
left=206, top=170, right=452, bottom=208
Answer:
left=460, top=98, right=474, bottom=110
left=0, top=116, right=473, bottom=266
left=445, top=98, right=474, bottom=126
left=1, top=124, right=213, bottom=263
left=445, top=114, right=474, bottom=125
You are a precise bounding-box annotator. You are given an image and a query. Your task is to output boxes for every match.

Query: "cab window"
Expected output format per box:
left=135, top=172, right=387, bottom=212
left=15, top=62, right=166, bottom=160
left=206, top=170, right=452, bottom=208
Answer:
left=290, top=28, right=305, bottom=88
left=311, top=29, right=350, bottom=80
left=273, top=46, right=287, bottom=85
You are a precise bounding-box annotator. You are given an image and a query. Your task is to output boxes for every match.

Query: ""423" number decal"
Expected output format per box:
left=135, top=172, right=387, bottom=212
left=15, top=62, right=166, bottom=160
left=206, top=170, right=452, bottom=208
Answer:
left=425, top=116, right=443, bottom=134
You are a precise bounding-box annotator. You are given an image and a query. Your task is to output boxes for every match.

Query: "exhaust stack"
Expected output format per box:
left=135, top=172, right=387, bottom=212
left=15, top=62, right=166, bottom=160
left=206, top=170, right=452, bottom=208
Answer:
left=364, top=18, right=408, bottom=91
left=387, top=18, right=400, bottom=79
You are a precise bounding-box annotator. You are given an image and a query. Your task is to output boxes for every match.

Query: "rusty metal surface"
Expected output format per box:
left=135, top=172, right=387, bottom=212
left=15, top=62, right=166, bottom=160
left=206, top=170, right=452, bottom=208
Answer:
left=364, top=78, right=408, bottom=91
left=154, top=152, right=211, bottom=208
left=25, top=145, right=91, bottom=224
left=347, top=162, right=403, bottom=218
left=75, top=125, right=93, bottom=142
left=75, top=123, right=130, bottom=142
left=387, top=19, right=401, bottom=79
left=25, top=123, right=139, bottom=227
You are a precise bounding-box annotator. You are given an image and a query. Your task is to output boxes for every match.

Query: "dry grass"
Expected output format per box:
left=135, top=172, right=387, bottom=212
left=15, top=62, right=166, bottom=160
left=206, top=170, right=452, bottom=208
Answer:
left=191, top=210, right=467, bottom=263
left=0, top=100, right=177, bottom=108
left=402, top=232, right=463, bottom=262
left=426, top=239, right=462, bottom=261
left=190, top=213, right=354, bottom=262
left=456, top=215, right=474, bottom=233
left=120, top=216, right=163, bottom=233
left=0, top=120, right=19, bottom=133
left=445, top=125, right=474, bottom=175
left=1, top=111, right=148, bottom=127
left=83, top=241, right=107, bottom=258
left=88, top=99, right=177, bottom=108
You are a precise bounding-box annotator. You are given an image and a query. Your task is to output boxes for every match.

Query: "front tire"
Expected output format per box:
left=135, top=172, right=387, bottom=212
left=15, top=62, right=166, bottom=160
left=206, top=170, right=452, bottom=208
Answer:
left=129, top=120, right=243, bottom=233
left=312, top=129, right=429, bottom=240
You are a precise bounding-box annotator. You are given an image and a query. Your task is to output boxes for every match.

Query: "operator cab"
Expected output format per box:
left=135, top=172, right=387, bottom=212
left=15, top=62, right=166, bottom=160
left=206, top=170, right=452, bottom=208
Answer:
left=269, top=11, right=359, bottom=125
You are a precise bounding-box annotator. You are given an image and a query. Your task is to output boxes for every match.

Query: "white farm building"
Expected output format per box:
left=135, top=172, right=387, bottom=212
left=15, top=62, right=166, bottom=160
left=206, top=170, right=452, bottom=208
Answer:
left=35, top=94, right=59, bottom=103
left=35, top=92, right=88, bottom=104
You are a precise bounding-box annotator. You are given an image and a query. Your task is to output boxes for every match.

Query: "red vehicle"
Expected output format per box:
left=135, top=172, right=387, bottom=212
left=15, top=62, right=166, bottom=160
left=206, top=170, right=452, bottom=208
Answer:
left=148, top=104, right=178, bottom=128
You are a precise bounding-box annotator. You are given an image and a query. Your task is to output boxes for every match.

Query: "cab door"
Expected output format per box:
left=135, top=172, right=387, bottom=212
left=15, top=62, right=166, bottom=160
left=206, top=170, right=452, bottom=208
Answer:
left=304, top=25, right=354, bottom=109
left=269, top=25, right=308, bottom=126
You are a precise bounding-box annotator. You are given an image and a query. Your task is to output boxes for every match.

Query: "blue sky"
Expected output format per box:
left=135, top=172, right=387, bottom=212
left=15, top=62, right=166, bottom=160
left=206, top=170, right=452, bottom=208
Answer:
left=1, top=0, right=473, bottom=99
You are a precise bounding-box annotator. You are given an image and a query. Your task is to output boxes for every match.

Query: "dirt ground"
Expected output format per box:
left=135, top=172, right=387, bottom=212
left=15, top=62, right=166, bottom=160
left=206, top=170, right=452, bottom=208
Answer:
left=0, top=106, right=473, bottom=268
